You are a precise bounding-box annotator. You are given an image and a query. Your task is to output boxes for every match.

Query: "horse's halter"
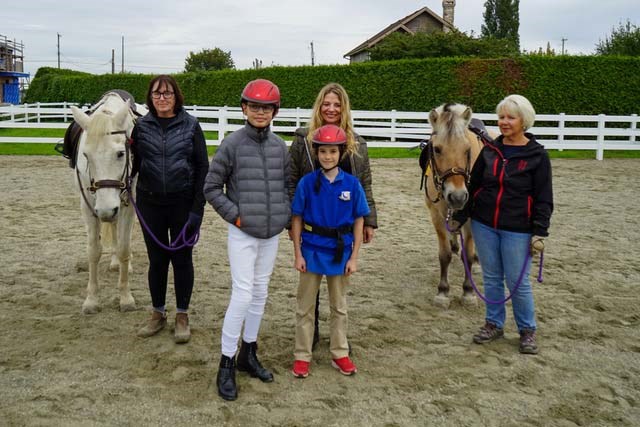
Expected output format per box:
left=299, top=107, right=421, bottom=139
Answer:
left=420, top=133, right=472, bottom=204
left=76, top=130, right=133, bottom=218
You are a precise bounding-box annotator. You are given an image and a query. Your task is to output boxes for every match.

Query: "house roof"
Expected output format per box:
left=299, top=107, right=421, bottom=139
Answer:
left=343, top=6, right=454, bottom=59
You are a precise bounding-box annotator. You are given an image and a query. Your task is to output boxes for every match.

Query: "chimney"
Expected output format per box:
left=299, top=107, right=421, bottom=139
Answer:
left=442, top=0, right=455, bottom=31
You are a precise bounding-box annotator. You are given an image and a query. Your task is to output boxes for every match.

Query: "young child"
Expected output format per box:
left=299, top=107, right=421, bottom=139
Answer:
left=290, top=124, right=370, bottom=378
left=204, top=79, right=290, bottom=401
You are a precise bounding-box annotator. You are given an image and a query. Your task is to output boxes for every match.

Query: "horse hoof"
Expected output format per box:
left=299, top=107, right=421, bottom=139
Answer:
left=461, top=294, right=478, bottom=307
left=433, top=295, right=451, bottom=309
left=82, top=302, right=100, bottom=315
left=120, top=303, right=136, bottom=312
left=120, top=298, right=136, bottom=312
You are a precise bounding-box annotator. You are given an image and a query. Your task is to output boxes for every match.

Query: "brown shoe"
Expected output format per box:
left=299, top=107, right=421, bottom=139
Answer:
left=519, top=329, right=539, bottom=354
left=174, top=312, right=191, bottom=344
left=472, top=322, right=504, bottom=344
left=137, top=310, right=167, bottom=338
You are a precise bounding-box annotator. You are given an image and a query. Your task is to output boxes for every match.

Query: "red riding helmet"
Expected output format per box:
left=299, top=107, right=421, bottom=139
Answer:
left=241, top=79, right=280, bottom=113
left=312, top=124, right=347, bottom=147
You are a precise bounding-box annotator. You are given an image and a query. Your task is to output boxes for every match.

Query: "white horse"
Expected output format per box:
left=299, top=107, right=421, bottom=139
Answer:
left=70, top=93, right=143, bottom=314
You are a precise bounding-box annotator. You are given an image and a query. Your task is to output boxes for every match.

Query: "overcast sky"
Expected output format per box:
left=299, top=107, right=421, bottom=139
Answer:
left=4, top=0, right=639, bottom=77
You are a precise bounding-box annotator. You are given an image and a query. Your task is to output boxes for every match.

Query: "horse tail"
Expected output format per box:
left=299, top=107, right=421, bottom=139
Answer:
left=101, top=222, right=114, bottom=250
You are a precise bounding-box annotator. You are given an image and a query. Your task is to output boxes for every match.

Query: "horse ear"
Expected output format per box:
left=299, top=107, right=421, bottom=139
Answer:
left=428, top=109, right=439, bottom=126
left=462, top=107, right=473, bottom=124
left=71, top=106, right=91, bottom=131
left=113, top=100, right=131, bottom=128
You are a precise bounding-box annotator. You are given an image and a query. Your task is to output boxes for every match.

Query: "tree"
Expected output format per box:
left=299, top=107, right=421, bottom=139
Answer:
left=184, top=47, right=234, bottom=72
left=596, top=20, right=640, bottom=56
left=481, top=0, right=520, bottom=51
left=369, top=31, right=518, bottom=61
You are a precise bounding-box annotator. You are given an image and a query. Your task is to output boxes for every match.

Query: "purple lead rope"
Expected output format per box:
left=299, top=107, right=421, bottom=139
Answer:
left=130, top=195, right=199, bottom=252
left=445, top=217, right=544, bottom=305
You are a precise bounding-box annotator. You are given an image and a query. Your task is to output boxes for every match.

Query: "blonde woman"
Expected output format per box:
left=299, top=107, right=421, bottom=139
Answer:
left=288, top=82, right=378, bottom=350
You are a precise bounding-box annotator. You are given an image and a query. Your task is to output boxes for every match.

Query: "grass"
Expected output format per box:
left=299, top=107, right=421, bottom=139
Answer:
left=0, top=128, right=638, bottom=159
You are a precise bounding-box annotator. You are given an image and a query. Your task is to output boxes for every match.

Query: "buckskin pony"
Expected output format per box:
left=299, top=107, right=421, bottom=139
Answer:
left=420, top=103, right=489, bottom=309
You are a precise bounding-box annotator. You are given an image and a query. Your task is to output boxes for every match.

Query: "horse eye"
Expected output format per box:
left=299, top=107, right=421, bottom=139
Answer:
left=434, top=146, right=442, bottom=155
left=117, top=151, right=125, bottom=159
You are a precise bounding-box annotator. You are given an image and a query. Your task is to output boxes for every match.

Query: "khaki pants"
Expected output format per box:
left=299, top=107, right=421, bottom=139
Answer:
left=294, top=272, right=349, bottom=362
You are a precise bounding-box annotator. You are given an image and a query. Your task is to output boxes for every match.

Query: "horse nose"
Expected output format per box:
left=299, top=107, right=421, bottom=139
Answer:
left=96, top=206, right=119, bottom=222
left=447, top=191, right=468, bottom=210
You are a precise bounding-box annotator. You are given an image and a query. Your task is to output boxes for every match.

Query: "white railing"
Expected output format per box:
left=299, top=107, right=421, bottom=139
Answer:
left=1, top=102, right=639, bottom=160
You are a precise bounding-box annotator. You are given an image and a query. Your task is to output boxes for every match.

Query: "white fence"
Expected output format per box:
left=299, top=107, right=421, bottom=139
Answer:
left=1, top=102, right=639, bottom=160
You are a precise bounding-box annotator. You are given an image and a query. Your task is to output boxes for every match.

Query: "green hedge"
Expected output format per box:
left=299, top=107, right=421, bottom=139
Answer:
left=25, top=57, right=640, bottom=115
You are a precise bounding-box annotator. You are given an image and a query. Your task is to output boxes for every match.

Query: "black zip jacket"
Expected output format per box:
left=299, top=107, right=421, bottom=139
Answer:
left=454, top=133, right=553, bottom=236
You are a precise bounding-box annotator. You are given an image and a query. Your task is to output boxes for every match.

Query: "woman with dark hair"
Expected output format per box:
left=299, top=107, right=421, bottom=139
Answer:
left=132, top=75, right=209, bottom=344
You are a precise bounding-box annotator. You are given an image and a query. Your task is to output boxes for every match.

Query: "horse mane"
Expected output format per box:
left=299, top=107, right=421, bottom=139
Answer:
left=432, top=103, right=471, bottom=142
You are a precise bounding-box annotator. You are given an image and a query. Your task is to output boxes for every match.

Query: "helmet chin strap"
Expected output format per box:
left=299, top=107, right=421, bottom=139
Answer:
left=320, top=163, right=339, bottom=173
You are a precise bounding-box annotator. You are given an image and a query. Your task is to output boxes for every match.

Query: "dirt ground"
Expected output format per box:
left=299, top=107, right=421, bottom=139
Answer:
left=0, top=156, right=639, bottom=427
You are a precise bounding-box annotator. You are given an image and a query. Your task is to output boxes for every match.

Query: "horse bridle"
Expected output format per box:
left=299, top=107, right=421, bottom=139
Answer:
left=76, top=130, right=133, bottom=218
left=420, top=133, right=472, bottom=204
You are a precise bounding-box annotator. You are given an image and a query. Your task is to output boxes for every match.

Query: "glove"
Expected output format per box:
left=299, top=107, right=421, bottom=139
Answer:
left=186, top=212, right=202, bottom=234
left=530, top=235, right=545, bottom=255
left=449, top=211, right=468, bottom=234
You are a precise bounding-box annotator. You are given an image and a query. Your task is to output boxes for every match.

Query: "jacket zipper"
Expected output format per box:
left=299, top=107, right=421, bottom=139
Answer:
left=259, top=141, right=271, bottom=233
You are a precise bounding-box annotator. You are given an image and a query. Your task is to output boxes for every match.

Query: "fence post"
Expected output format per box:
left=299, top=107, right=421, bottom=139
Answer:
left=10, top=103, right=15, bottom=121
left=63, top=101, right=68, bottom=122
left=218, top=106, right=228, bottom=144
left=596, top=114, right=605, bottom=161
left=390, top=109, right=397, bottom=142
left=24, top=102, right=29, bottom=123
left=557, top=113, right=565, bottom=152
left=630, top=113, right=638, bottom=144
left=37, top=102, right=41, bottom=123
left=296, top=107, right=301, bottom=128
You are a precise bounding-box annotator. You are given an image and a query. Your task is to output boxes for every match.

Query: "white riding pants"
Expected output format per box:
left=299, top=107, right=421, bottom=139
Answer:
left=221, top=224, right=280, bottom=357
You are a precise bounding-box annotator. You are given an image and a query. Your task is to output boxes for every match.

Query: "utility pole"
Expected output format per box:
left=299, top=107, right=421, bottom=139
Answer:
left=310, top=41, right=315, bottom=66
left=57, top=33, right=61, bottom=68
left=121, top=36, right=124, bottom=73
left=111, top=49, right=115, bottom=74
left=561, top=37, right=568, bottom=55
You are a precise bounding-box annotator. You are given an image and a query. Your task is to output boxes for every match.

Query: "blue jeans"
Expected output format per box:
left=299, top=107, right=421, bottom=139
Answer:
left=471, top=220, right=536, bottom=332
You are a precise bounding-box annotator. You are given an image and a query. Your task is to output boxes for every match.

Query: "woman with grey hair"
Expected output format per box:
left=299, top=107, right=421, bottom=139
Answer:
left=454, top=94, right=553, bottom=354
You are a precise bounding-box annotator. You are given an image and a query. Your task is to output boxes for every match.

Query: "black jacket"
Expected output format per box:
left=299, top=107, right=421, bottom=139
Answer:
left=455, top=133, right=553, bottom=236
left=132, top=109, right=209, bottom=215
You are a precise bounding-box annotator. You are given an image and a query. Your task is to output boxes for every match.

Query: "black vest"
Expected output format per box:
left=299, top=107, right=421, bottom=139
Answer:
left=135, top=109, right=199, bottom=197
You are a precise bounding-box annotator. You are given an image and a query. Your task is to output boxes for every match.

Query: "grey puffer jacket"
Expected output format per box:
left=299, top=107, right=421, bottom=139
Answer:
left=204, top=123, right=290, bottom=239
left=288, top=127, right=378, bottom=229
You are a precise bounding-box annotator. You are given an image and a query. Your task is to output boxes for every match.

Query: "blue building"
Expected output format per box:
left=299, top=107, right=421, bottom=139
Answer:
left=0, top=35, right=29, bottom=104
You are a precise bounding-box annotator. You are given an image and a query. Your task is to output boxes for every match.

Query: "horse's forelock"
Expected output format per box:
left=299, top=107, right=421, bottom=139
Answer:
left=85, top=111, right=116, bottom=142
left=434, top=104, right=468, bottom=140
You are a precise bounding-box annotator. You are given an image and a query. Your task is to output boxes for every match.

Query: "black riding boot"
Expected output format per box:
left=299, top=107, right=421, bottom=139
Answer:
left=237, top=341, right=274, bottom=383
left=217, top=355, right=237, bottom=401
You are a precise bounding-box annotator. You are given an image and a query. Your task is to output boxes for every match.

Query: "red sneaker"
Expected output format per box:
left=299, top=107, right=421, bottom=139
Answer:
left=331, top=357, right=357, bottom=376
left=292, top=360, right=310, bottom=378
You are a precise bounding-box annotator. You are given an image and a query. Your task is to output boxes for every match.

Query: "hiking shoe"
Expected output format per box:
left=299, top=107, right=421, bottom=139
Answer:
left=519, top=329, right=539, bottom=355
left=472, top=322, right=504, bottom=344
left=332, top=357, right=357, bottom=376
left=292, top=360, right=310, bottom=378
left=137, top=310, right=167, bottom=338
left=174, top=312, right=191, bottom=344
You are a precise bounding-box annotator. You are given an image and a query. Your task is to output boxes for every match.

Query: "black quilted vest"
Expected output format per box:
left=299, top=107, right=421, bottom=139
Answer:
left=135, top=109, right=199, bottom=196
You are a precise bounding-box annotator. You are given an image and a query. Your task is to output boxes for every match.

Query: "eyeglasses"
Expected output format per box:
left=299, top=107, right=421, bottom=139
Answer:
left=247, top=103, right=274, bottom=113
left=151, top=91, right=175, bottom=99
